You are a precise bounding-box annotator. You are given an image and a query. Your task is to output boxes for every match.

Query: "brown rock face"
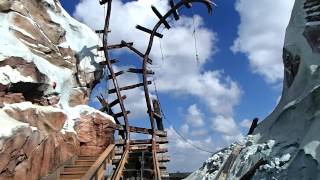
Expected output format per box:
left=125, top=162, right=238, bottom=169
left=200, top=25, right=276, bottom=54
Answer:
left=0, top=107, right=80, bottom=180
left=75, top=112, right=115, bottom=156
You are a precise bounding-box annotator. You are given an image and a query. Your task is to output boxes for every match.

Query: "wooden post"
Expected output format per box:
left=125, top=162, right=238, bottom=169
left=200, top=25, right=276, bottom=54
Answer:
left=247, top=118, right=259, bottom=135
left=153, top=99, right=164, bottom=131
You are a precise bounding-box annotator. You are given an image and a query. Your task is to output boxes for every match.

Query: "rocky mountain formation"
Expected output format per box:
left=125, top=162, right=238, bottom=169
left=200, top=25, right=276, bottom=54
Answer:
left=0, top=0, right=115, bottom=179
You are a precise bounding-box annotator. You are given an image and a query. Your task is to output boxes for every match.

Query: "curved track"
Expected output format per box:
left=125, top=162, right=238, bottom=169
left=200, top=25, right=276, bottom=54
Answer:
left=97, top=0, right=213, bottom=179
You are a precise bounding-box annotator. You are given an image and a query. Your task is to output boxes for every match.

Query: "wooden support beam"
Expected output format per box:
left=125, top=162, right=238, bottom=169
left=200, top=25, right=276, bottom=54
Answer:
left=113, top=111, right=130, bottom=118
left=109, top=95, right=127, bottom=108
left=151, top=6, right=171, bottom=29
left=121, top=40, right=153, bottom=64
left=247, top=118, right=258, bottom=135
left=99, top=59, right=119, bottom=66
left=95, top=30, right=111, bottom=33
left=99, top=0, right=110, bottom=5
left=127, top=68, right=154, bottom=75
left=107, top=70, right=124, bottom=80
left=108, top=81, right=152, bottom=94
left=169, top=0, right=180, bottom=20
left=116, top=138, right=168, bottom=146
left=98, top=42, right=133, bottom=51
left=136, top=25, right=163, bottom=38
left=114, top=125, right=167, bottom=137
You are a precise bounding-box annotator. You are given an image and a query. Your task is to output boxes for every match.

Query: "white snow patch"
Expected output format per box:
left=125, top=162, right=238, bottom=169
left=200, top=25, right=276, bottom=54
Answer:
left=0, top=109, right=29, bottom=138
left=0, top=65, right=35, bottom=85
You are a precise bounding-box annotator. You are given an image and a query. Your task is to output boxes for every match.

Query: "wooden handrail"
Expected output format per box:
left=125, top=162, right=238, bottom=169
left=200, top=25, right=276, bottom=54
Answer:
left=81, top=144, right=115, bottom=180
left=112, top=144, right=129, bottom=180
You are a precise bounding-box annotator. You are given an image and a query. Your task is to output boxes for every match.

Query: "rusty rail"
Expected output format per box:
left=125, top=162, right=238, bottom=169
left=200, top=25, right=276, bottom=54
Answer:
left=80, top=144, right=115, bottom=180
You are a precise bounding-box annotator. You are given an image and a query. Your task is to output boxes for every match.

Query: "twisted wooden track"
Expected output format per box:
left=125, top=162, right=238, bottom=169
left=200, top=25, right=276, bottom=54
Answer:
left=96, top=0, right=214, bottom=179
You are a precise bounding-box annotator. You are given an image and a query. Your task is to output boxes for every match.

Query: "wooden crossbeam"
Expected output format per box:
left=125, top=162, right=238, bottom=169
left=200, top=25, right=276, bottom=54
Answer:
left=98, top=42, right=134, bottom=51
left=121, top=40, right=153, bottom=64
left=136, top=25, right=163, bottom=38
left=113, top=111, right=131, bottom=118
left=95, top=30, right=111, bottom=33
left=169, top=0, right=180, bottom=20
left=108, top=81, right=152, bottom=94
left=109, top=95, right=127, bottom=108
left=115, top=125, right=167, bottom=137
left=99, top=0, right=110, bottom=5
left=127, top=68, right=154, bottom=75
left=151, top=6, right=171, bottom=29
left=99, top=59, right=119, bottom=66
left=116, top=138, right=168, bottom=146
left=107, top=71, right=124, bottom=80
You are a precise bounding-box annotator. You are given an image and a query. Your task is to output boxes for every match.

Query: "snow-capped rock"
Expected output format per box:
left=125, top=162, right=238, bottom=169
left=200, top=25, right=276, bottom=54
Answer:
left=0, top=0, right=115, bottom=179
left=187, top=0, right=320, bottom=179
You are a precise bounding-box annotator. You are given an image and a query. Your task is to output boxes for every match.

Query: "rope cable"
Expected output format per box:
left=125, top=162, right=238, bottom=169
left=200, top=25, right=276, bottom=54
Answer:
left=151, top=77, right=215, bottom=154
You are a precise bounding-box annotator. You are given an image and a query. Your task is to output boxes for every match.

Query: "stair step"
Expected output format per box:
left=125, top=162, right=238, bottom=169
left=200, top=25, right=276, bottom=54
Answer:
left=61, top=171, right=87, bottom=175
left=60, top=174, right=83, bottom=179
left=75, top=160, right=95, bottom=166
left=78, top=156, right=98, bottom=160
left=64, top=165, right=91, bottom=171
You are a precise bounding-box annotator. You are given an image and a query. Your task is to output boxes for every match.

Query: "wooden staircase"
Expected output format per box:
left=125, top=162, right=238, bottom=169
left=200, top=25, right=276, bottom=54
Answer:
left=59, top=144, right=115, bottom=180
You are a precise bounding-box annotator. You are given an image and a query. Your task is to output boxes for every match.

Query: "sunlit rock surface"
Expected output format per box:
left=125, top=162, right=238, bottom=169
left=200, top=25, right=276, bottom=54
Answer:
left=0, top=0, right=115, bottom=179
left=187, top=0, right=320, bottom=179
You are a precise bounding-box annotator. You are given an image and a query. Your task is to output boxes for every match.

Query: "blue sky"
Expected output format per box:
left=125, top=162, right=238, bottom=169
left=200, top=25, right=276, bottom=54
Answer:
left=60, top=0, right=294, bottom=172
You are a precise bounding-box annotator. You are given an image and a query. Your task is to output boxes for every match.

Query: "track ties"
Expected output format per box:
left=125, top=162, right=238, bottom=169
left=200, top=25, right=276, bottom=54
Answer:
left=121, top=40, right=153, bottom=64
left=97, top=42, right=134, bottom=51
left=108, top=81, right=152, bottom=94
left=95, top=30, right=111, bottom=34
left=113, top=111, right=131, bottom=118
left=151, top=6, right=171, bottom=29
left=127, top=68, right=154, bottom=75
left=136, top=25, right=164, bottom=38
left=99, top=59, right=118, bottom=67
left=109, top=95, right=127, bottom=108
left=99, top=0, right=110, bottom=5
left=107, top=71, right=124, bottom=80
left=169, top=0, right=180, bottom=20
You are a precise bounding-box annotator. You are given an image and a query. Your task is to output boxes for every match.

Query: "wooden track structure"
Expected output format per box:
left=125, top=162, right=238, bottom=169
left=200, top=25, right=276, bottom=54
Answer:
left=92, top=0, right=214, bottom=179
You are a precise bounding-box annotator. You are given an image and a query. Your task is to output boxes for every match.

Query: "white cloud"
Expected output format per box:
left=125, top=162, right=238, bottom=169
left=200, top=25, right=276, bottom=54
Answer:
left=239, top=118, right=252, bottom=129
left=211, top=115, right=243, bottom=144
left=185, top=104, right=205, bottom=128
left=231, top=0, right=295, bottom=83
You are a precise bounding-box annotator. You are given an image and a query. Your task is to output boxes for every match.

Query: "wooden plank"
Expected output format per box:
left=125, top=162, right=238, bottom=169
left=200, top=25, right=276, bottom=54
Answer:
left=121, top=40, right=153, bottom=64
left=111, top=146, right=129, bottom=180
left=80, top=144, right=115, bottom=180
left=99, top=59, right=118, bottom=66
left=116, top=138, right=168, bottom=146
left=151, top=6, right=171, bottom=29
left=127, top=68, right=154, bottom=75
left=108, top=81, right=152, bottom=94
left=136, top=25, right=163, bottom=38
left=113, top=111, right=130, bottom=118
left=109, top=95, right=127, bottom=108
left=169, top=0, right=180, bottom=20
left=247, top=118, right=259, bottom=135
left=107, top=71, right=124, bottom=80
